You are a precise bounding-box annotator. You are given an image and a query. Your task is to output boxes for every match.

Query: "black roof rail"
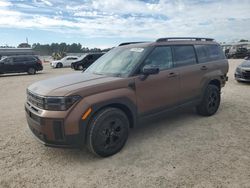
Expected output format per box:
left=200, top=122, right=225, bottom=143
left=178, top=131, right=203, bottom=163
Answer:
left=118, top=41, right=148, bottom=46
left=156, top=37, right=214, bottom=42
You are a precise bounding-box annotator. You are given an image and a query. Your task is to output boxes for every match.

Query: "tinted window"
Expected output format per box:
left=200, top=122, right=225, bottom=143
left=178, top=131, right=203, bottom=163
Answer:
left=4, top=58, right=13, bottom=64
left=195, top=45, right=225, bottom=63
left=173, top=46, right=196, bottom=67
left=66, top=57, right=77, bottom=60
left=93, top=54, right=102, bottom=59
left=195, top=45, right=209, bottom=63
left=143, top=46, right=173, bottom=70
left=87, top=55, right=93, bottom=60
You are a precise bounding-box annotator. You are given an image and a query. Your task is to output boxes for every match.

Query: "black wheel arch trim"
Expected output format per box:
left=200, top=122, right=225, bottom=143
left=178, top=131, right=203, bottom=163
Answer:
left=78, top=97, right=137, bottom=145
left=201, top=77, right=222, bottom=97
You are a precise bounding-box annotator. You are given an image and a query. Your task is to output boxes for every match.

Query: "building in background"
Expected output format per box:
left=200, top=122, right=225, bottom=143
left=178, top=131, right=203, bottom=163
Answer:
left=0, top=48, right=35, bottom=59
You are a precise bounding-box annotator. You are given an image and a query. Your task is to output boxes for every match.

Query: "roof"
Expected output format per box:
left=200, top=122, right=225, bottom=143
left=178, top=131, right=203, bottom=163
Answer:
left=118, top=37, right=218, bottom=48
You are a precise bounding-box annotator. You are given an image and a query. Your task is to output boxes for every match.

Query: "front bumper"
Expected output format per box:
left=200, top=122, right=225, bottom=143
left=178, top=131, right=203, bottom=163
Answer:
left=235, top=70, right=250, bottom=82
left=235, top=74, right=250, bottom=82
left=50, top=63, right=57, bottom=68
left=25, top=102, right=85, bottom=148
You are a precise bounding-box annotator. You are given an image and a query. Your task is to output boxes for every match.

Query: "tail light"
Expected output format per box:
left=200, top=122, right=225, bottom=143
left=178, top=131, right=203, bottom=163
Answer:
left=38, top=59, right=43, bottom=64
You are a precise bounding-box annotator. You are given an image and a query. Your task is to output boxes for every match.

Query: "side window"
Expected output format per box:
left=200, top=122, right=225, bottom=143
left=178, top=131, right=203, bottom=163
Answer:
left=207, top=45, right=225, bottom=61
left=13, top=57, right=20, bottom=63
left=143, top=46, right=173, bottom=70
left=93, top=54, right=102, bottom=60
left=195, top=45, right=225, bottom=63
left=195, top=45, right=209, bottom=63
left=173, top=46, right=197, bottom=67
left=15, top=57, right=27, bottom=62
left=87, top=55, right=93, bottom=60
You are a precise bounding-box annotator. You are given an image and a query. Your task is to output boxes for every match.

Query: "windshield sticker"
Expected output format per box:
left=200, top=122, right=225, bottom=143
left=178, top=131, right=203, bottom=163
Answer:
left=130, top=48, right=144, bottom=52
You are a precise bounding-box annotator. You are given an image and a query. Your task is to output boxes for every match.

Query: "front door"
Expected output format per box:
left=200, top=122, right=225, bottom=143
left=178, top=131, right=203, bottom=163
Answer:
left=135, top=46, right=180, bottom=115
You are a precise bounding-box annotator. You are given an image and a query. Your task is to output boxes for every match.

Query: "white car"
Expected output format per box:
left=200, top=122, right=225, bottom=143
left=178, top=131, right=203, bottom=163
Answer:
left=51, top=56, right=79, bottom=68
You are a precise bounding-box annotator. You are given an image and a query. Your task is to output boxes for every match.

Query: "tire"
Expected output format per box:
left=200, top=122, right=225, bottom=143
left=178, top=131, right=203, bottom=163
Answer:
left=196, top=84, right=221, bottom=116
left=27, top=67, right=36, bottom=75
left=77, top=65, right=83, bottom=70
left=56, top=63, right=63, bottom=68
left=87, top=108, right=129, bottom=157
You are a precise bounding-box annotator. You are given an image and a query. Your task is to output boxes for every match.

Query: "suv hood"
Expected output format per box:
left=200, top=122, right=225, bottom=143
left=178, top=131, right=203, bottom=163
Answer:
left=241, top=60, right=250, bottom=68
left=28, top=72, right=122, bottom=96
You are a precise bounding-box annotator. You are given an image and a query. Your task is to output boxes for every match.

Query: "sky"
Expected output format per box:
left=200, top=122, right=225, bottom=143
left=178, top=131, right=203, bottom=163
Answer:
left=0, top=0, right=250, bottom=49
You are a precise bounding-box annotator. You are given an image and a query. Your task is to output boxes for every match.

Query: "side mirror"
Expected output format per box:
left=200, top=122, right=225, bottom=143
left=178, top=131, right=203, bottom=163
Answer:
left=142, top=65, right=160, bottom=75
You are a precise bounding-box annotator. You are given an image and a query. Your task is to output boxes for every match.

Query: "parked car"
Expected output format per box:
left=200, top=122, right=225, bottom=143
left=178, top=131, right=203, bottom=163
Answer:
left=235, top=59, right=250, bottom=82
left=0, top=55, right=43, bottom=75
left=25, top=37, right=228, bottom=157
left=50, top=56, right=79, bottom=68
left=71, top=53, right=104, bottom=70
left=227, top=47, right=250, bottom=59
left=244, top=56, right=250, bottom=60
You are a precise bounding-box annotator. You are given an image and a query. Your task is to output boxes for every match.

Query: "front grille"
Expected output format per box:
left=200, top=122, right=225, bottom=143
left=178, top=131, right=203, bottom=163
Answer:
left=27, top=91, right=45, bottom=109
left=25, top=106, right=44, bottom=125
left=242, top=70, right=250, bottom=79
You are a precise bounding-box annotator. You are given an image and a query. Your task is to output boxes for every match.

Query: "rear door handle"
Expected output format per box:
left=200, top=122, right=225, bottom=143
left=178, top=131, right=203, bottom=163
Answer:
left=168, top=72, right=178, bottom=78
left=200, top=66, right=208, bottom=70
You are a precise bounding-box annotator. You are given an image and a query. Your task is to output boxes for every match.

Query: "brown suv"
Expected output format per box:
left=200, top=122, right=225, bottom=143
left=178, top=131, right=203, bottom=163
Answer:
left=25, top=37, right=229, bottom=157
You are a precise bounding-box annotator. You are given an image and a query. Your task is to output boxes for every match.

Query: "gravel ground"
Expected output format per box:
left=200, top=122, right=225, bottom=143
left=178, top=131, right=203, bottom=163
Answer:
left=0, top=60, right=250, bottom=188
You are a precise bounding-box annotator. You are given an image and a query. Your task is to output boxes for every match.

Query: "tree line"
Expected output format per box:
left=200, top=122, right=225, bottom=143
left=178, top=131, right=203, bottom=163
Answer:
left=31, top=43, right=111, bottom=55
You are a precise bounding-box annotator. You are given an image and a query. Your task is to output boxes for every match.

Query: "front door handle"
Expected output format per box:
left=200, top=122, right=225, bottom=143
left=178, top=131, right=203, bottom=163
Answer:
left=200, top=66, right=208, bottom=70
left=168, top=72, right=177, bottom=78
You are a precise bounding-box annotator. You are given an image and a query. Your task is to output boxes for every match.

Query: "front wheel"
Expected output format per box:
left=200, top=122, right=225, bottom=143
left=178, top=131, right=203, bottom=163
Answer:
left=77, top=65, right=83, bottom=70
left=56, top=63, right=63, bottom=68
left=87, top=108, right=129, bottom=157
left=196, top=85, right=221, bottom=116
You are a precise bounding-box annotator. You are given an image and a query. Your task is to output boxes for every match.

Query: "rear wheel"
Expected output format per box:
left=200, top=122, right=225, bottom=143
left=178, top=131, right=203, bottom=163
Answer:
left=56, top=63, right=63, bottom=68
left=27, top=67, right=36, bottom=75
left=87, top=108, right=129, bottom=157
left=196, top=84, right=220, bottom=116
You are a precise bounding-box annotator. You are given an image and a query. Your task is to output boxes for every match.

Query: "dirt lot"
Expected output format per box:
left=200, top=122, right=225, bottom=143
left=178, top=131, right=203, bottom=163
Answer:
left=0, top=60, right=250, bottom=188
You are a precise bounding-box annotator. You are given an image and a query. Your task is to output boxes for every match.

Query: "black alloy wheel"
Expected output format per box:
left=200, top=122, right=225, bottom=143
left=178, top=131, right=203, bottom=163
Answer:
left=87, top=108, right=129, bottom=157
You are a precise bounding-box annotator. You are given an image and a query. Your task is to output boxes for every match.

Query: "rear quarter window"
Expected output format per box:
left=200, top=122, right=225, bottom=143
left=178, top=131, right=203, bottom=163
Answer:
left=195, top=44, right=225, bottom=63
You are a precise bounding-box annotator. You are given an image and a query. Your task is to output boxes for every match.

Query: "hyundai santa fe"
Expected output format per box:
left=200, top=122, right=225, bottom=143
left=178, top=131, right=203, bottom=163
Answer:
left=25, top=37, right=229, bottom=157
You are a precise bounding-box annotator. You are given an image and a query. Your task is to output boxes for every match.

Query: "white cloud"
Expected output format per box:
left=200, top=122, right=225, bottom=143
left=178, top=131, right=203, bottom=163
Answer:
left=0, top=0, right=12, bottom=7
left=0, top=0, right=250, bottom=43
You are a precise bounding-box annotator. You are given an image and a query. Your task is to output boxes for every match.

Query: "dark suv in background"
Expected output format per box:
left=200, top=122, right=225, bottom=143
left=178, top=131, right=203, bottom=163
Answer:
left=71, top=53, right=104, bottom=70
left=0, top=55, right=43, bottom=75
left=227, top=47, right=250, bottom=59
left=25, top=37, right=228, bottom=157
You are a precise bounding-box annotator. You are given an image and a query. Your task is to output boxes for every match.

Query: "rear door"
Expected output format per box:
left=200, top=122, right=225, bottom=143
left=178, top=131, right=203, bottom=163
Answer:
left=13, top=57, right=27, bottom=72
left=135, top=46, right=180, bottom=115
left=195, top=44, right=227, bottom=85
left=172, top=45, right=202, bottom=102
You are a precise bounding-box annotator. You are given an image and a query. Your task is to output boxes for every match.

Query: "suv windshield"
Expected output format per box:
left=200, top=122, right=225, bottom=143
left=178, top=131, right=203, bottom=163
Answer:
left=86, top=46, right=149, bottom=77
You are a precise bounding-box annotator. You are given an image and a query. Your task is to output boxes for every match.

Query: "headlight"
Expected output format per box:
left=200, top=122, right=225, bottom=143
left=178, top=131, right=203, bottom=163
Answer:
left=236, top=67, right=241, bottom=73
left=44, top=95, right=82, bottom=111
